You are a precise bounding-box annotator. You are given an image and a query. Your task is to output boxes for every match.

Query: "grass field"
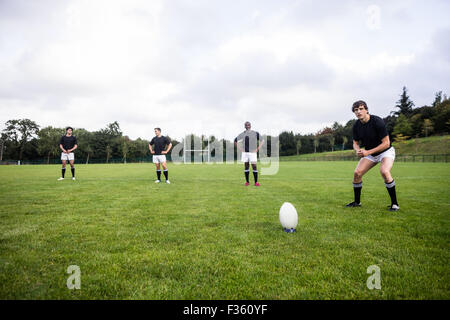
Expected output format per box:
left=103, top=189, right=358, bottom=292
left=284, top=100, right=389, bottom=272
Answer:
left=0, top=161, right=449, bottom=299
left=282, top=135, right=450, bottom=161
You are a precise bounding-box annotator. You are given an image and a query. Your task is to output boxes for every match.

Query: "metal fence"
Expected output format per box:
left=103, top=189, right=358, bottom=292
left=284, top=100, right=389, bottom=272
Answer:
left=1, top=154, right=449, bottom=165
left=0, top=157, right=156, bottom=165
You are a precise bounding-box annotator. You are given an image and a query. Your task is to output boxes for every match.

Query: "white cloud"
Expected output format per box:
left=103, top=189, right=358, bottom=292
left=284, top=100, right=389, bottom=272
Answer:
left=0, top=0, right=449, bottom=141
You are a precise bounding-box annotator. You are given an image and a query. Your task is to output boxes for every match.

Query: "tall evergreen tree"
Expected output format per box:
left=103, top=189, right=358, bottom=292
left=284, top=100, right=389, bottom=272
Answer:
left=392, top=86, right=415, bottom=117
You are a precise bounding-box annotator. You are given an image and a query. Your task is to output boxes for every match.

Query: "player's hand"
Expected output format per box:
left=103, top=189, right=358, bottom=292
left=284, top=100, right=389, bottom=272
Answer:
left=356, top=149, right=363, bottom=158
left=161, top=151, right=167, bottom=155
left=151, top=150, right=155, bottom=154
left=357, top=149, right=368, bottom=157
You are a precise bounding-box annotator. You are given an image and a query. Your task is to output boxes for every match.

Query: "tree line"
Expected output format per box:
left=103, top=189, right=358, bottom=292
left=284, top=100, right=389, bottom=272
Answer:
left=1, top=87, right=449, bottom=161
left=0, top=121, right=178, bottom=163
left=278, top=87, right=449, bottom=156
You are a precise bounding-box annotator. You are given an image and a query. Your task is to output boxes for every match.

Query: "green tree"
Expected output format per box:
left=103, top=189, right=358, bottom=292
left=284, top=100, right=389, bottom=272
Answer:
left=85, top=144, right=93, bottom=164
left=2, top=119, right=40, bottom=160
left=329, top=135, right=335, bottom=151
left=409, top=114, right=423, bottom=137
left=119, top=136, right=131, bottom=163
left=296, top=138, right=302, bottom=155
left=342, top=136, right=348, bottom=150
left=106, top=145, right=112, bottom=163
left=92, top=122, right=123, bottom=160
left=279, top=131, right=296, bottom=156
left=422, top=119, right=434, bottom=137
left=432, top=98, right=450, bottom=133
left=394, top=133, right=409, bottom=143
left=313, top=136, right=319, bottom=153
left=393, top=114, right=413, bottom=139
left=432, top=91, right=443, bottom=108
left=392, top=86, right=415, bottom=117
left=74, top=128, right=93, bottom=163
left=131, top=138, right=150, bottom=159
left=0, top=133, right=6, bottom=161
left=37, top=126, right=63, bottom=164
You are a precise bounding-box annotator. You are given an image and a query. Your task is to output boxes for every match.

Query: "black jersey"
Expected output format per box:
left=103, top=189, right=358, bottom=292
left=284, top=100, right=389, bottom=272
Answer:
left=59, top=135, right=78, bottom=151
left=353, top=115, right=390, bottom=156
left=234, top=130, right=261, bottom=152
left=149, top=136, right=171, bottom=155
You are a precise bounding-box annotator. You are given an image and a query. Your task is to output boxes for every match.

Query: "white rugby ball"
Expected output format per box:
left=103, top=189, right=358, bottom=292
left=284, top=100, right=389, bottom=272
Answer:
left=279, top=202, right=298, bottom=231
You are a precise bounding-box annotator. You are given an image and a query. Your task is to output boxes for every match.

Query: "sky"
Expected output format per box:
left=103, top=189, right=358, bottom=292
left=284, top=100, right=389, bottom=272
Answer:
left=1, top=0, right=449, bottom=141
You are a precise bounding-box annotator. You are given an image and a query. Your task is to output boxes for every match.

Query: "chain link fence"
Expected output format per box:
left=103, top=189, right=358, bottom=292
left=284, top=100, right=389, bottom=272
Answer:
left=281, top=154, right=450, bottom=162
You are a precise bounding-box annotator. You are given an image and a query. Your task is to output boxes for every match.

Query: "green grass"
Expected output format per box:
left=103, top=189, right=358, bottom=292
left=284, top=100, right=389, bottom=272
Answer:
left=283, top=135, right=450, bottom=161
left=0, top=162, right=449, bottom=299
left=393, top=135, right=450, bottom=155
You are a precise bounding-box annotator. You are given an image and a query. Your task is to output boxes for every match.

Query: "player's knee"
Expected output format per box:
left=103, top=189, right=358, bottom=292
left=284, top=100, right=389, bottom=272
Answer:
left=354, top=169, right=363, bottom=179
left=380, top=168, right=390, bottom=178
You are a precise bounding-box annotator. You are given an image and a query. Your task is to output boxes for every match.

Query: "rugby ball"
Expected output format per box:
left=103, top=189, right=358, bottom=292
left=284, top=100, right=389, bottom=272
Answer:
left=279, top=202, right=298, bottom=233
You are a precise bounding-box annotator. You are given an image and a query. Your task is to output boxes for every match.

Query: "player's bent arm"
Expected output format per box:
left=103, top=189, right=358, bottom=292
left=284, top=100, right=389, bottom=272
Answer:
left=257, top=139, right=265, bottom=152
left=366, top=136, right=390, bottom=156
left=234, top=140, right=243, bottom=152
left=353, top=140, right=361, bottom=152
left=69, top=144, right=78, bottom=153
left=59, top=144, right=67, bottom=153
left=162, top=143, right=172, bottom=154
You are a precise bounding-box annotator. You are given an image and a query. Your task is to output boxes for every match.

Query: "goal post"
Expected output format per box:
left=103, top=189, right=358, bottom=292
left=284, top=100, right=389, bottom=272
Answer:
left=183, top=135, right=210, bottom=164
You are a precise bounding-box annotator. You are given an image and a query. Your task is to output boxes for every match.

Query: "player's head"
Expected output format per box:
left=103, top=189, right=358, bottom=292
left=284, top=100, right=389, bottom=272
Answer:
left=352, top=100, right=368, bottom=112
left=154, top=128, right=161, bottom=136
left=66, top=127, right=73, bottom=135
left=352, top=100, right=369, bottom=120
left=244, top=121, right=251, bottom=130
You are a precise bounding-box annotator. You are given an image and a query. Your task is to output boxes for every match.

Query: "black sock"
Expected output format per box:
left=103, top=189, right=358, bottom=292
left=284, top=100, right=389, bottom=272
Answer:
left=253, top=170, right=258, bottom=183
left=244, top=170, right=249, bottom=183
left=163, top=170, right=168, bottom=180
left=71, top=167, right=75, bottom=177
left=353, top=182, right=362, bottom=204
left=62, top=168, right=66, bottom=178
left=385, top=180, right=398, bottom=205
left=156, top=170, right=161, bottom=180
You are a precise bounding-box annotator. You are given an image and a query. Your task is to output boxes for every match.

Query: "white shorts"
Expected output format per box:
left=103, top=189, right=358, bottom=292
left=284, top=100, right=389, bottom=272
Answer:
left=241, top=152, right=257, bottom=163
left=61, top=152, right=75, bottom=161
left=365, top=147, right=395, bottom=163
left=153, top=155, right=167, bottom=163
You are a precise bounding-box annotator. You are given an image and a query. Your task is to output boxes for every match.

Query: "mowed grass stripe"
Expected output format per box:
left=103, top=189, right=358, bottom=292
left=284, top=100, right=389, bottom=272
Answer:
left=0, top=162, right=449, bottom=299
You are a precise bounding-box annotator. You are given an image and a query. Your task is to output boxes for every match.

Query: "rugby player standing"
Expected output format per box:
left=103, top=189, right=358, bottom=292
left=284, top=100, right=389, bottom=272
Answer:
left=58, top=127, right=78, bottom=181
left=149, top=128, right=172, bottom=184
left=234, top=121, right=264, bottom=186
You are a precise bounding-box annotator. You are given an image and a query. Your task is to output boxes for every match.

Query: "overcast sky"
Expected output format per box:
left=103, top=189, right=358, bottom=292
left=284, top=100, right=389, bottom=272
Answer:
left=1, top=0, right=449, bottom=140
